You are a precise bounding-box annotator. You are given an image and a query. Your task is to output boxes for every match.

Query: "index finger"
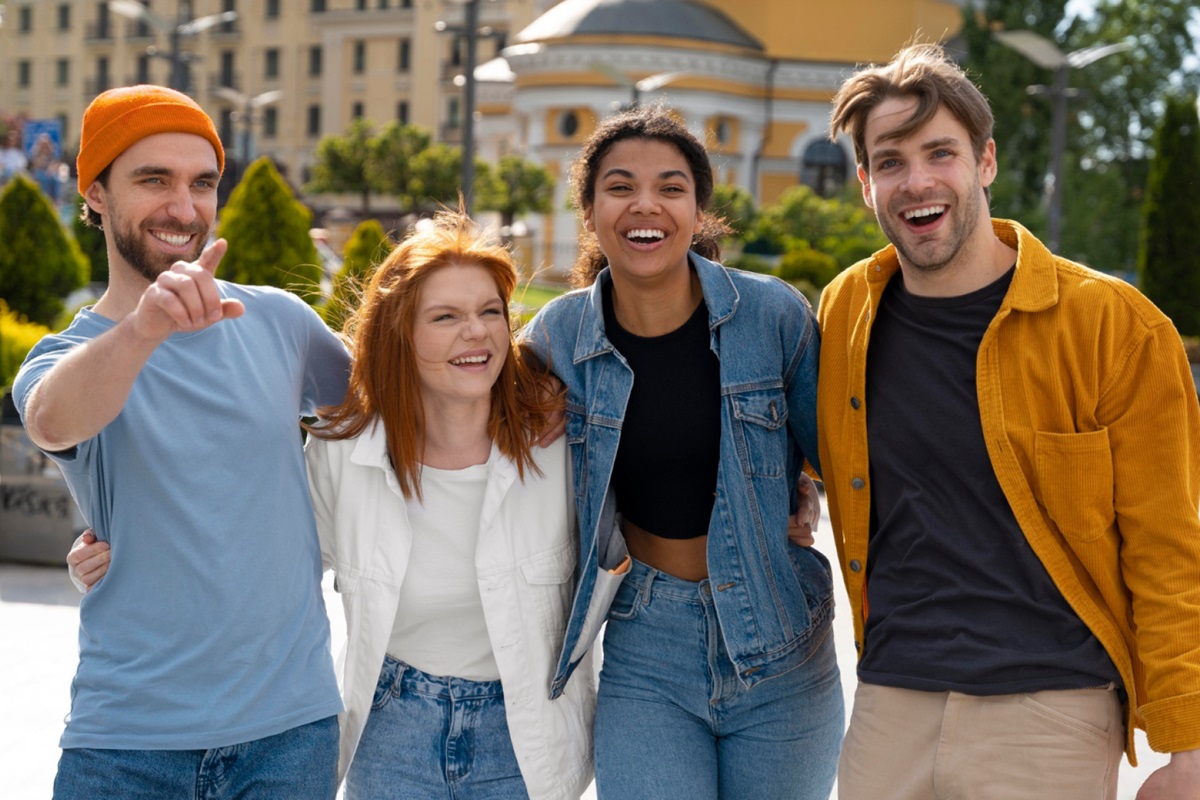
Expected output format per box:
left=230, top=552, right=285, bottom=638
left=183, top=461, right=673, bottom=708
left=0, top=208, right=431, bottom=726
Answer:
left=195, top=238, right=228, bottom=275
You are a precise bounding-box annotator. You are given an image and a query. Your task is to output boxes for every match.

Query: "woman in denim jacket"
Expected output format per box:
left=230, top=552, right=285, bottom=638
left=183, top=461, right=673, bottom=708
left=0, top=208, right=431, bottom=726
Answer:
left=523, top=106, right=843, bottom=799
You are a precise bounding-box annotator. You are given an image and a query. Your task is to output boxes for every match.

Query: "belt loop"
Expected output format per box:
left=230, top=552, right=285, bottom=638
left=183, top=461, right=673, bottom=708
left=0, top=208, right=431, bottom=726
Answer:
left=639, top=566, right=656, bottom=606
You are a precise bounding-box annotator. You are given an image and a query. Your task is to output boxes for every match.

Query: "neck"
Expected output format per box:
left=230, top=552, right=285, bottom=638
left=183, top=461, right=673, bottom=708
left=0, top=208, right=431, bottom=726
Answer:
left=609, top=263, right=703, bottom=337
left=419, top=398, right=493, bottom=470
left=898, top=217, right=1017, bottom=298
left=91, top=251, right=152, bottom=321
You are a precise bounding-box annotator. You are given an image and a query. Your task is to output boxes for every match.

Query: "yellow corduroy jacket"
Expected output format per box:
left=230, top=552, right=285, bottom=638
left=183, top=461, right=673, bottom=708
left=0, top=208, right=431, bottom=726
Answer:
left=816, top=218, right=1200, bottom=760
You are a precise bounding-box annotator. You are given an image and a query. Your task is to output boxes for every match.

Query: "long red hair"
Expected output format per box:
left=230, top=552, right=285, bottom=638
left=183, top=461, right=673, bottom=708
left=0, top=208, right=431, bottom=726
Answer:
left=306, top=208, right=561, bottom=499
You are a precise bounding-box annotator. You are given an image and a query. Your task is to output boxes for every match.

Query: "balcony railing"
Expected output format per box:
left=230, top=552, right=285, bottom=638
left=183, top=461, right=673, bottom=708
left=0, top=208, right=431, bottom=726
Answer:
left=85, top=21, right=113, bottom=41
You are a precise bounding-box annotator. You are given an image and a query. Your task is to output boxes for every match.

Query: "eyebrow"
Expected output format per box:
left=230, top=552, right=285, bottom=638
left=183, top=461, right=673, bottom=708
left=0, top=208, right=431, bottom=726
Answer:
left=129, top=165, right=222, bottom=182
left=600, top=167, right=692, bottom=183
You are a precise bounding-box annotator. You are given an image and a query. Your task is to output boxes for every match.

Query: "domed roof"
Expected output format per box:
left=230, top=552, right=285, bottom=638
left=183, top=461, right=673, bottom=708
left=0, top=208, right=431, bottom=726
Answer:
left=515, top=0, right=763, bottom=51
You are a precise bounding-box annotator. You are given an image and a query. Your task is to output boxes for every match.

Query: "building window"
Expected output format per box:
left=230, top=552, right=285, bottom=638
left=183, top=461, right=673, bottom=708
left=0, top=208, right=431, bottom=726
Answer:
left=378, top=0, right=389, bottom=8
left=219, top=0, right=236, bottom=34
left=94, top=2, right=111, bottom=39
left=309, top=46, right=323, bottom=77
left=56, top=58, right=70, bottom=87
left=352, top=102, right=364, bottom=120
left=58, top=3, right=71, bottom=30
left=448, top=97, right=461, bottom=129
left=263, top=107, right=278, bottom=139
left=356, top=0, right=367, bottom=9
left=397, top=101, right=409, bottom=124
left=264, top=48, right=280, bottom=79
left=307, top=105, right=321, bottom=137
left=136, top=55, right=150, bottom=83
left=353, top=41, right=366, bottom=74
left=266, top=0, right=279, bottom=18
left=219, top=109, right=234, bottom=148
left=219, top=50, right=236, bottom=87
left=397, top=39, right=411, bottom=72
left=18, top=60, right=32, bottom=88
left=799, top=139, right=849, bottom=199
left=558, top=111, right=579, bottom=139
left=19, top=6, right=32, bottom=33
left=311, top=0, right=326, bottom=12
left=400, top=0, right=411, bottom=7
left=96, top=56, right=110, bottom=91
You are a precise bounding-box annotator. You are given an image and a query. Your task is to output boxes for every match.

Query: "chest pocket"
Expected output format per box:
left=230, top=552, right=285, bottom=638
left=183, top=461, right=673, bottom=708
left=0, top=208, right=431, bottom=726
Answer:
left=519, top=545, right=576, bottom=636
left=731, top=389, right=789, bottom=479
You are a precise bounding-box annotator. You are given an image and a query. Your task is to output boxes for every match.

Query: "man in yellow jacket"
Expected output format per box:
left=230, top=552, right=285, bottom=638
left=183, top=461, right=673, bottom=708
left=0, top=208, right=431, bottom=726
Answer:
left=819, top=43, right=1200, bottom=799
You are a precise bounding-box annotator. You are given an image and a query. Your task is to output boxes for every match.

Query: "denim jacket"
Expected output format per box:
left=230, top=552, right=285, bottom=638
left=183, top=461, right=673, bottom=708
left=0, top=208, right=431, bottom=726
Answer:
left=523, top=252, right=834, bottom=697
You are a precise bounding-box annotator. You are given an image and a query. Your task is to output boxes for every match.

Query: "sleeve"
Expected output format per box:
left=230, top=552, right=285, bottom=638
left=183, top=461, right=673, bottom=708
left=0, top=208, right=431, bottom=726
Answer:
left=781, top=290, right=821, bottom=479
left=1104, top=319, right=1200, bottom=752
left=12, top=333, right=91, bottom=463
left=519, top=305, right=554, bottom=367
left=298, top=302, right=352, bottom=414
left=304, top=436, right=337, bottom=572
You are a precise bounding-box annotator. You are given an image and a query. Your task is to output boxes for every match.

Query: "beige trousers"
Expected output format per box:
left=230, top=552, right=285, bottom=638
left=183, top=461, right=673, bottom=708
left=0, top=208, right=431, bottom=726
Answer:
left=838, top=682, right=1124, bottom=800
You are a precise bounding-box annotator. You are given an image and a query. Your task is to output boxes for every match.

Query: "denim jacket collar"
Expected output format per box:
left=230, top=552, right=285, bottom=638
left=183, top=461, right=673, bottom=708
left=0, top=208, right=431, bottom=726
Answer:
left=571, top=254, right=740, bottom=365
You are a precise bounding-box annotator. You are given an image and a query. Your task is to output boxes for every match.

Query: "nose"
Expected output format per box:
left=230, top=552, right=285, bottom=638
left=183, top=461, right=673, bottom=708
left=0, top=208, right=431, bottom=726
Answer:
left=901, top=161, right=936, bottom=194
left=165, top=184, right=198, bottom=223
left=629, top=188, right=660, bottom=214
left=464, top=314, right=487, bottom=339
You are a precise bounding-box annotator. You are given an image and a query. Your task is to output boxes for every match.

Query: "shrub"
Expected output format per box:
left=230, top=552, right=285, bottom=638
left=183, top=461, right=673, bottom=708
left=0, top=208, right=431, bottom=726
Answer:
left=1, top=301, right=51, bottom=391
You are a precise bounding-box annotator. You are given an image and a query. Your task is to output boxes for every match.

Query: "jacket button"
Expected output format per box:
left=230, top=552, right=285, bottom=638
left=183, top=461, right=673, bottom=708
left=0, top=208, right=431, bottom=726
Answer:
left=851, top=477, right=865, bottom=490
left=855, top=641, right=862, bottom=651
left=716, top=582, right=736, bottom=592
left=850, top=396, right=860, bottom=409
left=849, top=560, right=862, bottom=572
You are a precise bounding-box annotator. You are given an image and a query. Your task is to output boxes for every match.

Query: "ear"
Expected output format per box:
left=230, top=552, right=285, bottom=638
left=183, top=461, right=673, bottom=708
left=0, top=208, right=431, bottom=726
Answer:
left=857, top=164, right=874, bottom=210
left=978, top=138, right=998, bottom=189
left=84, top=181, right=107, bottom=218
left=582, top=205, right=595, bottom=233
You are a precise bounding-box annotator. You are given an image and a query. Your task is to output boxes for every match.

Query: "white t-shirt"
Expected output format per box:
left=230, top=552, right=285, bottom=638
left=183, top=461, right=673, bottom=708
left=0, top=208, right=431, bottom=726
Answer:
left=386, top=455, right=500, bottom=681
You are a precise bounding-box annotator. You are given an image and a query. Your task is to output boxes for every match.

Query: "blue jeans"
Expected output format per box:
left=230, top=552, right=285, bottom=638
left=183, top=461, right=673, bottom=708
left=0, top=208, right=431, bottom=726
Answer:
left=53, top=715, right=338, bottom=799
left=594, top=558, right=844, bottom=800
left=345, top=656, right=527, bottom=800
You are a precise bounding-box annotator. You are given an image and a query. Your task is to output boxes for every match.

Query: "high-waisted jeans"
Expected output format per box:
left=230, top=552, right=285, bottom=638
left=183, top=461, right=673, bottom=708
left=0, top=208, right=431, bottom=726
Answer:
left=594, top=557, right=844, bottom=800
left=346, top=656, right=527, bottom=800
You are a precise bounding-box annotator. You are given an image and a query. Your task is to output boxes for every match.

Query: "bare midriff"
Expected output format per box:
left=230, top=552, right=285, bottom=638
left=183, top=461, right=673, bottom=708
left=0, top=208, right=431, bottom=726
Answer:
left=622, top=519, right=709, bottom=582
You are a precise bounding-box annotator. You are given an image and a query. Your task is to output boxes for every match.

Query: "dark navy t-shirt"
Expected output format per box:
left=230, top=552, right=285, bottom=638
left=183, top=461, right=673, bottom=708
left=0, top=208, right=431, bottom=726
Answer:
left=858, top=267, right=1119, bottom=694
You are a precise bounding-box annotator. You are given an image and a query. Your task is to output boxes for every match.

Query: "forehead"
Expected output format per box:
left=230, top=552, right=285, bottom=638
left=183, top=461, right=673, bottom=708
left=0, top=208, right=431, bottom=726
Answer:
left=864, top=97, right=970, bottom=152
left=597, top=137, right=693, bottom=177
left=108, top=132, right=220, bottom=176
left=418, top=262, right=501, bottom=302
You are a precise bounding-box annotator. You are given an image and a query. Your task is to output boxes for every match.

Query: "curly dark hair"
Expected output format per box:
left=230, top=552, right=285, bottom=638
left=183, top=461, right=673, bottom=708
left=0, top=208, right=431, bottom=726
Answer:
left=567, top=104, right=731, bottom=287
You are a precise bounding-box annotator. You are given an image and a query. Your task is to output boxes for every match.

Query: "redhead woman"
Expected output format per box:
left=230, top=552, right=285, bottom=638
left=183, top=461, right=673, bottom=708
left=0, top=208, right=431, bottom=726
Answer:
left=302, top=209, right=593, bottom=799
left=523, top=106, right=843, bottom=800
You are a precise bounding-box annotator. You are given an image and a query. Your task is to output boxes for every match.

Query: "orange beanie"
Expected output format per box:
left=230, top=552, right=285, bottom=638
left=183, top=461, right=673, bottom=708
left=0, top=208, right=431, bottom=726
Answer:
left=77, top=85, right=224, bottom=195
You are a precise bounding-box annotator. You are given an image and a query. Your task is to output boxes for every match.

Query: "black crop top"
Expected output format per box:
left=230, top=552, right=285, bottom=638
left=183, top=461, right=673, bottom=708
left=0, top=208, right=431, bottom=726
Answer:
left=602, top=280, right=721, bottom=539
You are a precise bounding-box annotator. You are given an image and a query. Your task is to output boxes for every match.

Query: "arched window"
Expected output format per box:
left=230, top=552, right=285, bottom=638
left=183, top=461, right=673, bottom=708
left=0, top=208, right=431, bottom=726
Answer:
left=799, top=139, right=848, bottom=198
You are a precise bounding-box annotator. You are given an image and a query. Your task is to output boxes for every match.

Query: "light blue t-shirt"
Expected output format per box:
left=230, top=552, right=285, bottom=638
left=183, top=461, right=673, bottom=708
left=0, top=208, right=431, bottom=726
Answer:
left=13, top=282, right=350, bottom=750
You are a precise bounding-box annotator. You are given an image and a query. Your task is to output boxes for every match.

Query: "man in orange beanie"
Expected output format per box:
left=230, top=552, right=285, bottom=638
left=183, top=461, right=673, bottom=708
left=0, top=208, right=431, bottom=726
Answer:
left=13, top=85, right=349, bottom=799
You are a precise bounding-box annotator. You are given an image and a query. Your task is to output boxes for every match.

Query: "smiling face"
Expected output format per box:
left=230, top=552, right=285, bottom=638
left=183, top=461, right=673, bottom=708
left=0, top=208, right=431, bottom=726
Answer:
left=86, top=132, right=220, bottom=283
left=412, top=262, right=510, bottom=414
left=859, top=96, right=996, bottom=278
left=583, top=137, right=702, bottom=287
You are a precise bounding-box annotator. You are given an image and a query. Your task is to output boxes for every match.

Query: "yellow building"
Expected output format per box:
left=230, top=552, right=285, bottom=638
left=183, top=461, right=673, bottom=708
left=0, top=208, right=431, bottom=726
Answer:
left=0, top=0, right=964, bottom=275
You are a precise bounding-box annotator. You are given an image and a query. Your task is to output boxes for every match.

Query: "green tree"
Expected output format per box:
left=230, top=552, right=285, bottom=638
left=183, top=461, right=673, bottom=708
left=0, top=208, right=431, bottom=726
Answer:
left=476, top=154, right=555, bottom=232
left=216, top=157, right=322, bottom=304
left=323, top=219, right=394, bottom=333
left=1, top=300, right=51, bottom=390
left=746, top=185, right=886, bottom=273
left=71, top=194, right=109, bottom=285
left=406, top=144, right=480, bottom=212
left=710, top=184, right=758, bottom=240
left=306, top=118, right=376, bottom=214
left=961, top=0, right=1199, bottom=268
left=1138, top=94, right=1200, bottom=336
left=367, top=121, right=434, bottom=207
left=0, top=175, right=89, bottom=326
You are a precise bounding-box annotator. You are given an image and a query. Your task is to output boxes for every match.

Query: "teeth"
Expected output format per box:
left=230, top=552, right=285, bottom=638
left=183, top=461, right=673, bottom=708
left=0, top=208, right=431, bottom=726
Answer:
left=903, top=206, right=945, bottom=220
left=626, top=228, right=665, bottom=240
left=153, top=232, right=191, bottom=246
left=451, top=355, right=488, bottom=365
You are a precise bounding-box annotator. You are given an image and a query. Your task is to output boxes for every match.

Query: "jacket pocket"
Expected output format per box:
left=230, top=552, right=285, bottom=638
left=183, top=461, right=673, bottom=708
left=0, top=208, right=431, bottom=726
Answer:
left=731, top=389, right=789, bottom=478
left=520, top=546, right=576, bottom=636
left=1034, top=429, right=1115, bottom=543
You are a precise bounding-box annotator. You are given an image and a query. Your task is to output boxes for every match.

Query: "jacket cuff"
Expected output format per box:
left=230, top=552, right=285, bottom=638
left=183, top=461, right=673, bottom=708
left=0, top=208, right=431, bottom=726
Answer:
left=1141, top=690, right=1200, bottom=753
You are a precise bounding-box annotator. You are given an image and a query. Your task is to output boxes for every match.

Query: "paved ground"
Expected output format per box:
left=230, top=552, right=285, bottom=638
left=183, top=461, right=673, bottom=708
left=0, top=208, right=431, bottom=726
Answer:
left=0, top=507, right=1170, bottom=799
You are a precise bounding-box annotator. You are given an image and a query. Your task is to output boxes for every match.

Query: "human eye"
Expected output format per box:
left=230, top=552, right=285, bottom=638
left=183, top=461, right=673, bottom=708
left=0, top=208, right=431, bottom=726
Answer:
left=193, top=179, right=216, bottom=190
left=482, top=307, right=504, bottom=316
left=876, top=157, right=900, bottom=171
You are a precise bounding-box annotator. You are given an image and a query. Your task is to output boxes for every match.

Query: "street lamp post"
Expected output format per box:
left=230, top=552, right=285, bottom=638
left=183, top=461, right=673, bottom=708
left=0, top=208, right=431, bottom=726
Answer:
left=108, top=0, right=238, bottom=93
left=993, top=30, right=1131, bottom=252
left=212, top=87, right=284, bottom=166
left=437, top=0, right=495, bottom=215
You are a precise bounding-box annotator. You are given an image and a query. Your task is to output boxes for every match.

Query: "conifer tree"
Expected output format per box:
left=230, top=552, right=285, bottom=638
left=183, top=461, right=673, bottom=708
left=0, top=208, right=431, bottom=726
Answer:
left=0, top=174, right=89, bottom=326
left=1138, top=94, right=1200, bottom=336
left=216, top=157, right=322, bottom=304
left=72, top=194, right=109, bottom=285
left=323, top=219, right=394, bottom=333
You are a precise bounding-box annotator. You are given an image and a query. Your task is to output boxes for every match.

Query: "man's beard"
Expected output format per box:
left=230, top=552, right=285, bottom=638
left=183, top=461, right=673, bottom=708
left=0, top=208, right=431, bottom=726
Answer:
left=112, top=219, right=208, bottom=283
